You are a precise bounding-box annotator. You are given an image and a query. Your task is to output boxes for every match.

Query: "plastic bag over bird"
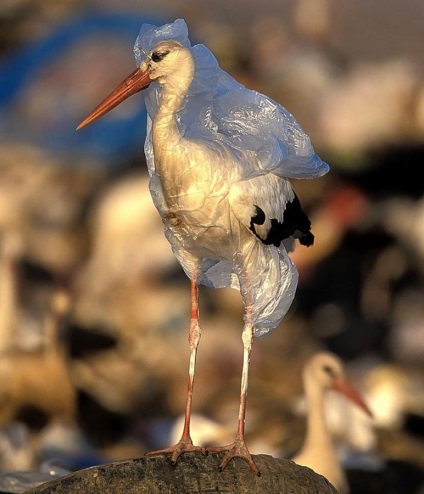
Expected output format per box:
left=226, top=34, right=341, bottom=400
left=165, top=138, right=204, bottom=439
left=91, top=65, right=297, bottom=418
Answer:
left=135, top=19, right=329, bottom=180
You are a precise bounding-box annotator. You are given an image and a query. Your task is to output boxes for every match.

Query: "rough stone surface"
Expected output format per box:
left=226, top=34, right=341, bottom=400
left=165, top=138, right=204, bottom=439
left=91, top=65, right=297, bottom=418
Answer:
left=23, top=453, right=338, bottom=494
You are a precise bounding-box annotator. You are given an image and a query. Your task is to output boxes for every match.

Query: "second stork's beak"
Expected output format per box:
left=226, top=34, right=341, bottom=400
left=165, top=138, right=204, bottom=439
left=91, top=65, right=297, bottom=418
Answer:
left=77, top=66, right=152, bottom=130
left=332, top=378, right=373, bottom=418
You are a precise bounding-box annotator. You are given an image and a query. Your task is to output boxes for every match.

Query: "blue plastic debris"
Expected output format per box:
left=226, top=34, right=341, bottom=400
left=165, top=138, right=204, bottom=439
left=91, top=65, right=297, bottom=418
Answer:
left=0, top=13, right=162, bottom=166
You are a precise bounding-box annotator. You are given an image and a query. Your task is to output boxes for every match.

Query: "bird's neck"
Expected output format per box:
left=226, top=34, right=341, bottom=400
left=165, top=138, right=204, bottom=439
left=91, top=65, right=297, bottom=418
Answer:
left=295, top=381, right=348, bottom=494
left=154, top=88, right=184, bottom=136
left=152, top=67, right=194, bottom=158
left=302, top=382, right=333, bottom=452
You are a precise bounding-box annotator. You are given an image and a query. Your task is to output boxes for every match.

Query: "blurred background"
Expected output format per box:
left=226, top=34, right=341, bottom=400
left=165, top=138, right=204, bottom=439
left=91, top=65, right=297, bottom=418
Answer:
left=0, top=0, right=424, bottom=492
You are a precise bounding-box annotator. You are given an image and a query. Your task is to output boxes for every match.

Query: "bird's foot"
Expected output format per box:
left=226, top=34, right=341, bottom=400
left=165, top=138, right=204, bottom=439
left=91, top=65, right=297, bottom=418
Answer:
left=145, top=437, right=207, bottom=465
left=207, top=438, right=260, bottom=476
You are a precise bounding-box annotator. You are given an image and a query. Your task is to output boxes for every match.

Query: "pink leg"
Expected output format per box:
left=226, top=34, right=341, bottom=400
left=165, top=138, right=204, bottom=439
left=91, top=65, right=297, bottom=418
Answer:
left=146, top=278, right=205, bottom=462
left=207, top=307, right=260, bottom=476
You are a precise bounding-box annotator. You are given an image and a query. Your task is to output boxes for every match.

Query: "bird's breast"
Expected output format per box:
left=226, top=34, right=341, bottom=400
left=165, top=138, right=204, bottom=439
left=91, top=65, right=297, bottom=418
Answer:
left=155, top=171, right=235, bottom=259
left=152, top=136, right=244, bottom=258
left=162, top=189, right=234, bottom=257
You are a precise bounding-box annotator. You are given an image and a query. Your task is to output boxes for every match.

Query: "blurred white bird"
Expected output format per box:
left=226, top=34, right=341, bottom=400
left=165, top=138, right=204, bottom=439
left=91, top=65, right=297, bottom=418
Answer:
left=169, top=413, right=233, bottom=449
left=292, top=352, right=373, bottom=494
left=78, top=19, right=329, bottom=475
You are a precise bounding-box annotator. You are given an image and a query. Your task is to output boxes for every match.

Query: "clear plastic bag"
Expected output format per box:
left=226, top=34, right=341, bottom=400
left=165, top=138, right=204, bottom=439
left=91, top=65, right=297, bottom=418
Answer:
left=135, top=19, right=329, bottom=334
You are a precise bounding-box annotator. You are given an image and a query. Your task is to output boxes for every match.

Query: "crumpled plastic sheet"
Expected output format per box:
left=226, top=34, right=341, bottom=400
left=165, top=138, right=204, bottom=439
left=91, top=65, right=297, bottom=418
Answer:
left=135, top=19, right=328, bottom=180
left=132, top=19, right=329, bottom=336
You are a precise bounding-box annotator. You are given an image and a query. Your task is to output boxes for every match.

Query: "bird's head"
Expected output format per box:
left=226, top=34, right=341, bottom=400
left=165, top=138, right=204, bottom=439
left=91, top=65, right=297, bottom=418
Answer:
left=77, top=40, right=193, bottom=130
left=304, top=352, right=373, bottom=418
left=142, top=40, right=193, bottom=85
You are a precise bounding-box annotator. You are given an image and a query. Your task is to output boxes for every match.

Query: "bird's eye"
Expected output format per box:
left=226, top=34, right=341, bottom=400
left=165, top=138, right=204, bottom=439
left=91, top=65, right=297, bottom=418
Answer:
left=151, top=50, right=170, bottom=63
left=323, top=365, right=336, bottom=377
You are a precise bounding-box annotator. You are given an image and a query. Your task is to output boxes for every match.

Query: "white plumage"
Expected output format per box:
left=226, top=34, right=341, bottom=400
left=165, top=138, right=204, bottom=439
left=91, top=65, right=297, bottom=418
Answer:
left=292, top=352, right=373, bottom=494
left=78, top=19, right=328, bottom=475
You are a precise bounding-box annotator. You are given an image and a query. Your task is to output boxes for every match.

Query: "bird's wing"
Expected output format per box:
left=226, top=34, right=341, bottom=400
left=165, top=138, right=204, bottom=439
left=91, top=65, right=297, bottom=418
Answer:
left=211, top=85, right=329, bottom=180
left=229, top=174, right=314, bottom=248
left=183, top=43, right=328, bottom=179
left=227, top=173, right=313, bottom=334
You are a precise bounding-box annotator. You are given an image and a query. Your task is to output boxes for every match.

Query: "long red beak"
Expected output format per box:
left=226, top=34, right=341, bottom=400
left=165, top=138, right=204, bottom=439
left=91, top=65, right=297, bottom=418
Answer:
left=77, top=67, right=152, bottom=130
left=332, top=378, right=373, bottom=418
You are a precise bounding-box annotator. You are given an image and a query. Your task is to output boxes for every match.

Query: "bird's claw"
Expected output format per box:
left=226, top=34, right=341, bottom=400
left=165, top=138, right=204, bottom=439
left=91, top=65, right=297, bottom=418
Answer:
left=145, top=439, right=207, bottom=465
left=207, top=440, right=261, bottom=476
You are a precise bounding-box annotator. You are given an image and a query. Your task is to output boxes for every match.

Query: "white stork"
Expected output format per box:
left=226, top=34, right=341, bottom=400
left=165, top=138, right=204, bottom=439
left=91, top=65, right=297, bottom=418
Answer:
left=78, top=19, right=329, bottom=475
